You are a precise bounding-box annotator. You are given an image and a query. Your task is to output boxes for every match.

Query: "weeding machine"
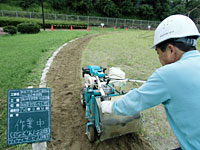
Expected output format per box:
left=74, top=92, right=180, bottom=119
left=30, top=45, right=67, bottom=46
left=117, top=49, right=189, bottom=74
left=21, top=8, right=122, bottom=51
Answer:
left=80, top=65, right=144, bottom=142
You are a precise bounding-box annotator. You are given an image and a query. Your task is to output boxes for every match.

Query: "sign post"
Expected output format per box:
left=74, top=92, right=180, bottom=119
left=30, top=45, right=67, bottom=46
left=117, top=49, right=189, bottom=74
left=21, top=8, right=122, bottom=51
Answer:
left=7, top=88, right=51, bottom=147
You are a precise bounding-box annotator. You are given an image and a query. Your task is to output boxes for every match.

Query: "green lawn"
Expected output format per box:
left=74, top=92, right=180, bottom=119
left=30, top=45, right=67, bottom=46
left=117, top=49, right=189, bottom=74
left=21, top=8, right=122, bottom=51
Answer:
left=82, top=30, right=160, bottom=80
left=0, top=30, right=96, bottom=150
left=0, top=30, right=97, bottom=98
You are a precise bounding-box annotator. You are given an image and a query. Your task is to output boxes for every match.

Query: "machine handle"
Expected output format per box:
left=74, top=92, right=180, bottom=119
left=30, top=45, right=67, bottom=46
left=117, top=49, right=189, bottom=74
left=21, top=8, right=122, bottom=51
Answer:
left=106, top=78, right=110, bottom=85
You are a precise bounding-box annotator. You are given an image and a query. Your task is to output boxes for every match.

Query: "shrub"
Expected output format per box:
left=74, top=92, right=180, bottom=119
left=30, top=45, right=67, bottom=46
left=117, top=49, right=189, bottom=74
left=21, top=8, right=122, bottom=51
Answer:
left=3, top=26, right=17, bottom=34
left=17, top=22, right=40, bottom=34
left=0, top=17, right=88, bottom=29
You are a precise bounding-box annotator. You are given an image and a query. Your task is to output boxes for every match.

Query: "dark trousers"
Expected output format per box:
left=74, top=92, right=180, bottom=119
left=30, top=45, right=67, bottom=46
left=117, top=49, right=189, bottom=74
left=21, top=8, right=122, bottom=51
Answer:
left=172, top=148, right=182, bottom=150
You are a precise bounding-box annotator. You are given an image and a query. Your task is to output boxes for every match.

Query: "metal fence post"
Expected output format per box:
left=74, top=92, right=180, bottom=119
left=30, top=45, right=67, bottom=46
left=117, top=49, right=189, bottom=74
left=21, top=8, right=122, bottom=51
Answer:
left=16, top=11, right=18, bottom=17
left=132, top=20, right=134, bottom=27
left=97, top=17, right=100, bottom=25
left=124, top=19, right=126, bottom=28
left=29, top=12, right=31, bottom=19
left=88, top=16, right=89, bottom=26
left=55, top=14, right=56, bottom=20
left=1, top=10, right=3, bottom=17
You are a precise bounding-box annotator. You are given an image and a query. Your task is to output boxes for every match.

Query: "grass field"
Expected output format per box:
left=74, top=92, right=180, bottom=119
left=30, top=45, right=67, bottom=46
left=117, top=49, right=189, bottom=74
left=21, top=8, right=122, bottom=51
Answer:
left=82, top=30, right=160, bottom=80
left=0, top=30, right=97, bottom=150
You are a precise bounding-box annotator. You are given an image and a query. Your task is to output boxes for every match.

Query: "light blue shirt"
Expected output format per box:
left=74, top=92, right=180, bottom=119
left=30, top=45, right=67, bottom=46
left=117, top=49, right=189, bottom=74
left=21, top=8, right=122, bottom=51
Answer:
left=112, top=50, right=200, bottom=150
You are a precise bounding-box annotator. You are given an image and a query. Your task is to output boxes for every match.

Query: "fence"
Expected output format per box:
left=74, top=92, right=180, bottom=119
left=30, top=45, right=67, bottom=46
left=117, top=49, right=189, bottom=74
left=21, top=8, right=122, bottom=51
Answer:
left=0, top=10, right=160, bottom=29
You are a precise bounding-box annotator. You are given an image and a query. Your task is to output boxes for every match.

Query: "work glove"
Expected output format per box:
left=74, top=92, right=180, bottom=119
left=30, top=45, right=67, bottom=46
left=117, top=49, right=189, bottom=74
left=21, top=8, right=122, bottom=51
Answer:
left=101, top=101, right=113, bottom=114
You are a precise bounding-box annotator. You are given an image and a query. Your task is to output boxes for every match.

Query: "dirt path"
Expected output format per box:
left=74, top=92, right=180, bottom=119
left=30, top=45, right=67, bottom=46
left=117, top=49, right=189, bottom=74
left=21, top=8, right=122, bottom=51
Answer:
left=46, top=34, right=153, bottom=150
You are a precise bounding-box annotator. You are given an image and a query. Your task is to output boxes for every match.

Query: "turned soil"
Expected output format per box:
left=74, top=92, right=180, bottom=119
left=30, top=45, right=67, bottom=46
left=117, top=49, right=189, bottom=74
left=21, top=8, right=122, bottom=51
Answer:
left=46, top=34, right=153, bottom=150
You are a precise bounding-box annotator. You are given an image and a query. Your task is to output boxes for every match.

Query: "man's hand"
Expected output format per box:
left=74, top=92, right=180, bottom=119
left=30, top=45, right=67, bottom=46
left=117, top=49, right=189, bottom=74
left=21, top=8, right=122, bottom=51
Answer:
left=101, top=101, right=113, bottom=114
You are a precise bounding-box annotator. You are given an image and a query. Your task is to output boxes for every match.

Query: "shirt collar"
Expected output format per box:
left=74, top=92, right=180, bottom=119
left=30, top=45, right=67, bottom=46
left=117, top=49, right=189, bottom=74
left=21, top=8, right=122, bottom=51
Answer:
left=180, top=50, right=200, bottom=60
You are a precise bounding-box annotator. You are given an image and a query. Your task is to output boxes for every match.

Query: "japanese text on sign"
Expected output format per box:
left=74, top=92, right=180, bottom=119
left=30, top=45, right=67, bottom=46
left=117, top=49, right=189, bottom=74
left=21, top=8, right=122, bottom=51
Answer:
left=7, top=88, right=51, bottom=145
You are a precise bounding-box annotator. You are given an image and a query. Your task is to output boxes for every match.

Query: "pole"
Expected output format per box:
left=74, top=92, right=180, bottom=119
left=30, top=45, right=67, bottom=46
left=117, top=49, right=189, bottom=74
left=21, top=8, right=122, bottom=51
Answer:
left=88, top=16, right=89, bottom=26
left=41, top=0, right=45, bottom=31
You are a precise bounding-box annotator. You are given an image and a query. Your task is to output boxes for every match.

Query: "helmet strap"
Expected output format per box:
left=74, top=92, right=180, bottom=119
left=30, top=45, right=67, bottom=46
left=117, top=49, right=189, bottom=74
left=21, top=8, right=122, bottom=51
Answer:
left=174, top=38, right=197, bottom=47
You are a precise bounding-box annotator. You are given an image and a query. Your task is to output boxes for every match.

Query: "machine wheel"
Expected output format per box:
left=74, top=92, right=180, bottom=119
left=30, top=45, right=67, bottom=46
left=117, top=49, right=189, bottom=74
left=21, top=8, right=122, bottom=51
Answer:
left=87, top=125, right=95, bottom=142
left=80, top=88, right=86, bottom=107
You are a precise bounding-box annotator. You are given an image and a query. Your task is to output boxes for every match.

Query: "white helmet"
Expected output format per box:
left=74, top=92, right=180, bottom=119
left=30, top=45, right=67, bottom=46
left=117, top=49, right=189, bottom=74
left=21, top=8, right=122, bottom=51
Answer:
left=153, top=14, right=200, bottom=48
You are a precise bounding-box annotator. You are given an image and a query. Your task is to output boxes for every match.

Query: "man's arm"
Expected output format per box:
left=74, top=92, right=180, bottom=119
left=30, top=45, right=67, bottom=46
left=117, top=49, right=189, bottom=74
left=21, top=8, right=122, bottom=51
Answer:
left=112, top=71, right=171, bottom=116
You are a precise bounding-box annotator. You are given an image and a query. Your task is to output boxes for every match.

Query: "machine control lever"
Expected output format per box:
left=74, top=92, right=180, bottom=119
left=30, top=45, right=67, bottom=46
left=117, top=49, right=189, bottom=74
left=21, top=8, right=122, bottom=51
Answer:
left=106, top=78, right=110, bottom=85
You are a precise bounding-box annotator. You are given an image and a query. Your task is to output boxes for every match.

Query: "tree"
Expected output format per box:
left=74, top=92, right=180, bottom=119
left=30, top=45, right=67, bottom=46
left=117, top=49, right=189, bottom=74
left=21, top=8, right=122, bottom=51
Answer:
left=18, top=0, right=40, bottom=9
left=170, top=0, right=186, bottom=15
left=136, top=4, right=155, bottom=20
left=185, top=0, right=200, bottom=20
left=152, top=0, right=171, bottom=20
left=121, top=0, right=134, bottom=16
left=94, top=0, right=120, bottom=17
left=72, top=0, right=93, bottom=14
left=103, top=0, right=119, bottom=17
left=46, top=0, right=68, bottom=10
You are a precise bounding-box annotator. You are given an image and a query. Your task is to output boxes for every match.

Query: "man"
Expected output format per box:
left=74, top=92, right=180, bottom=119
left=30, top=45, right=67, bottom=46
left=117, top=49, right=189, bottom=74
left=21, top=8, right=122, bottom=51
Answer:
left=101, top=14, right=200, bottom=150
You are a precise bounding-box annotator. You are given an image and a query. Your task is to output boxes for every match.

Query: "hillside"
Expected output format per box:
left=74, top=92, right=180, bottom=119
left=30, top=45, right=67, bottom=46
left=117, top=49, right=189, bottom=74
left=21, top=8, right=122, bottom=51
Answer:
left=0, top=0, right=200, bottom=21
